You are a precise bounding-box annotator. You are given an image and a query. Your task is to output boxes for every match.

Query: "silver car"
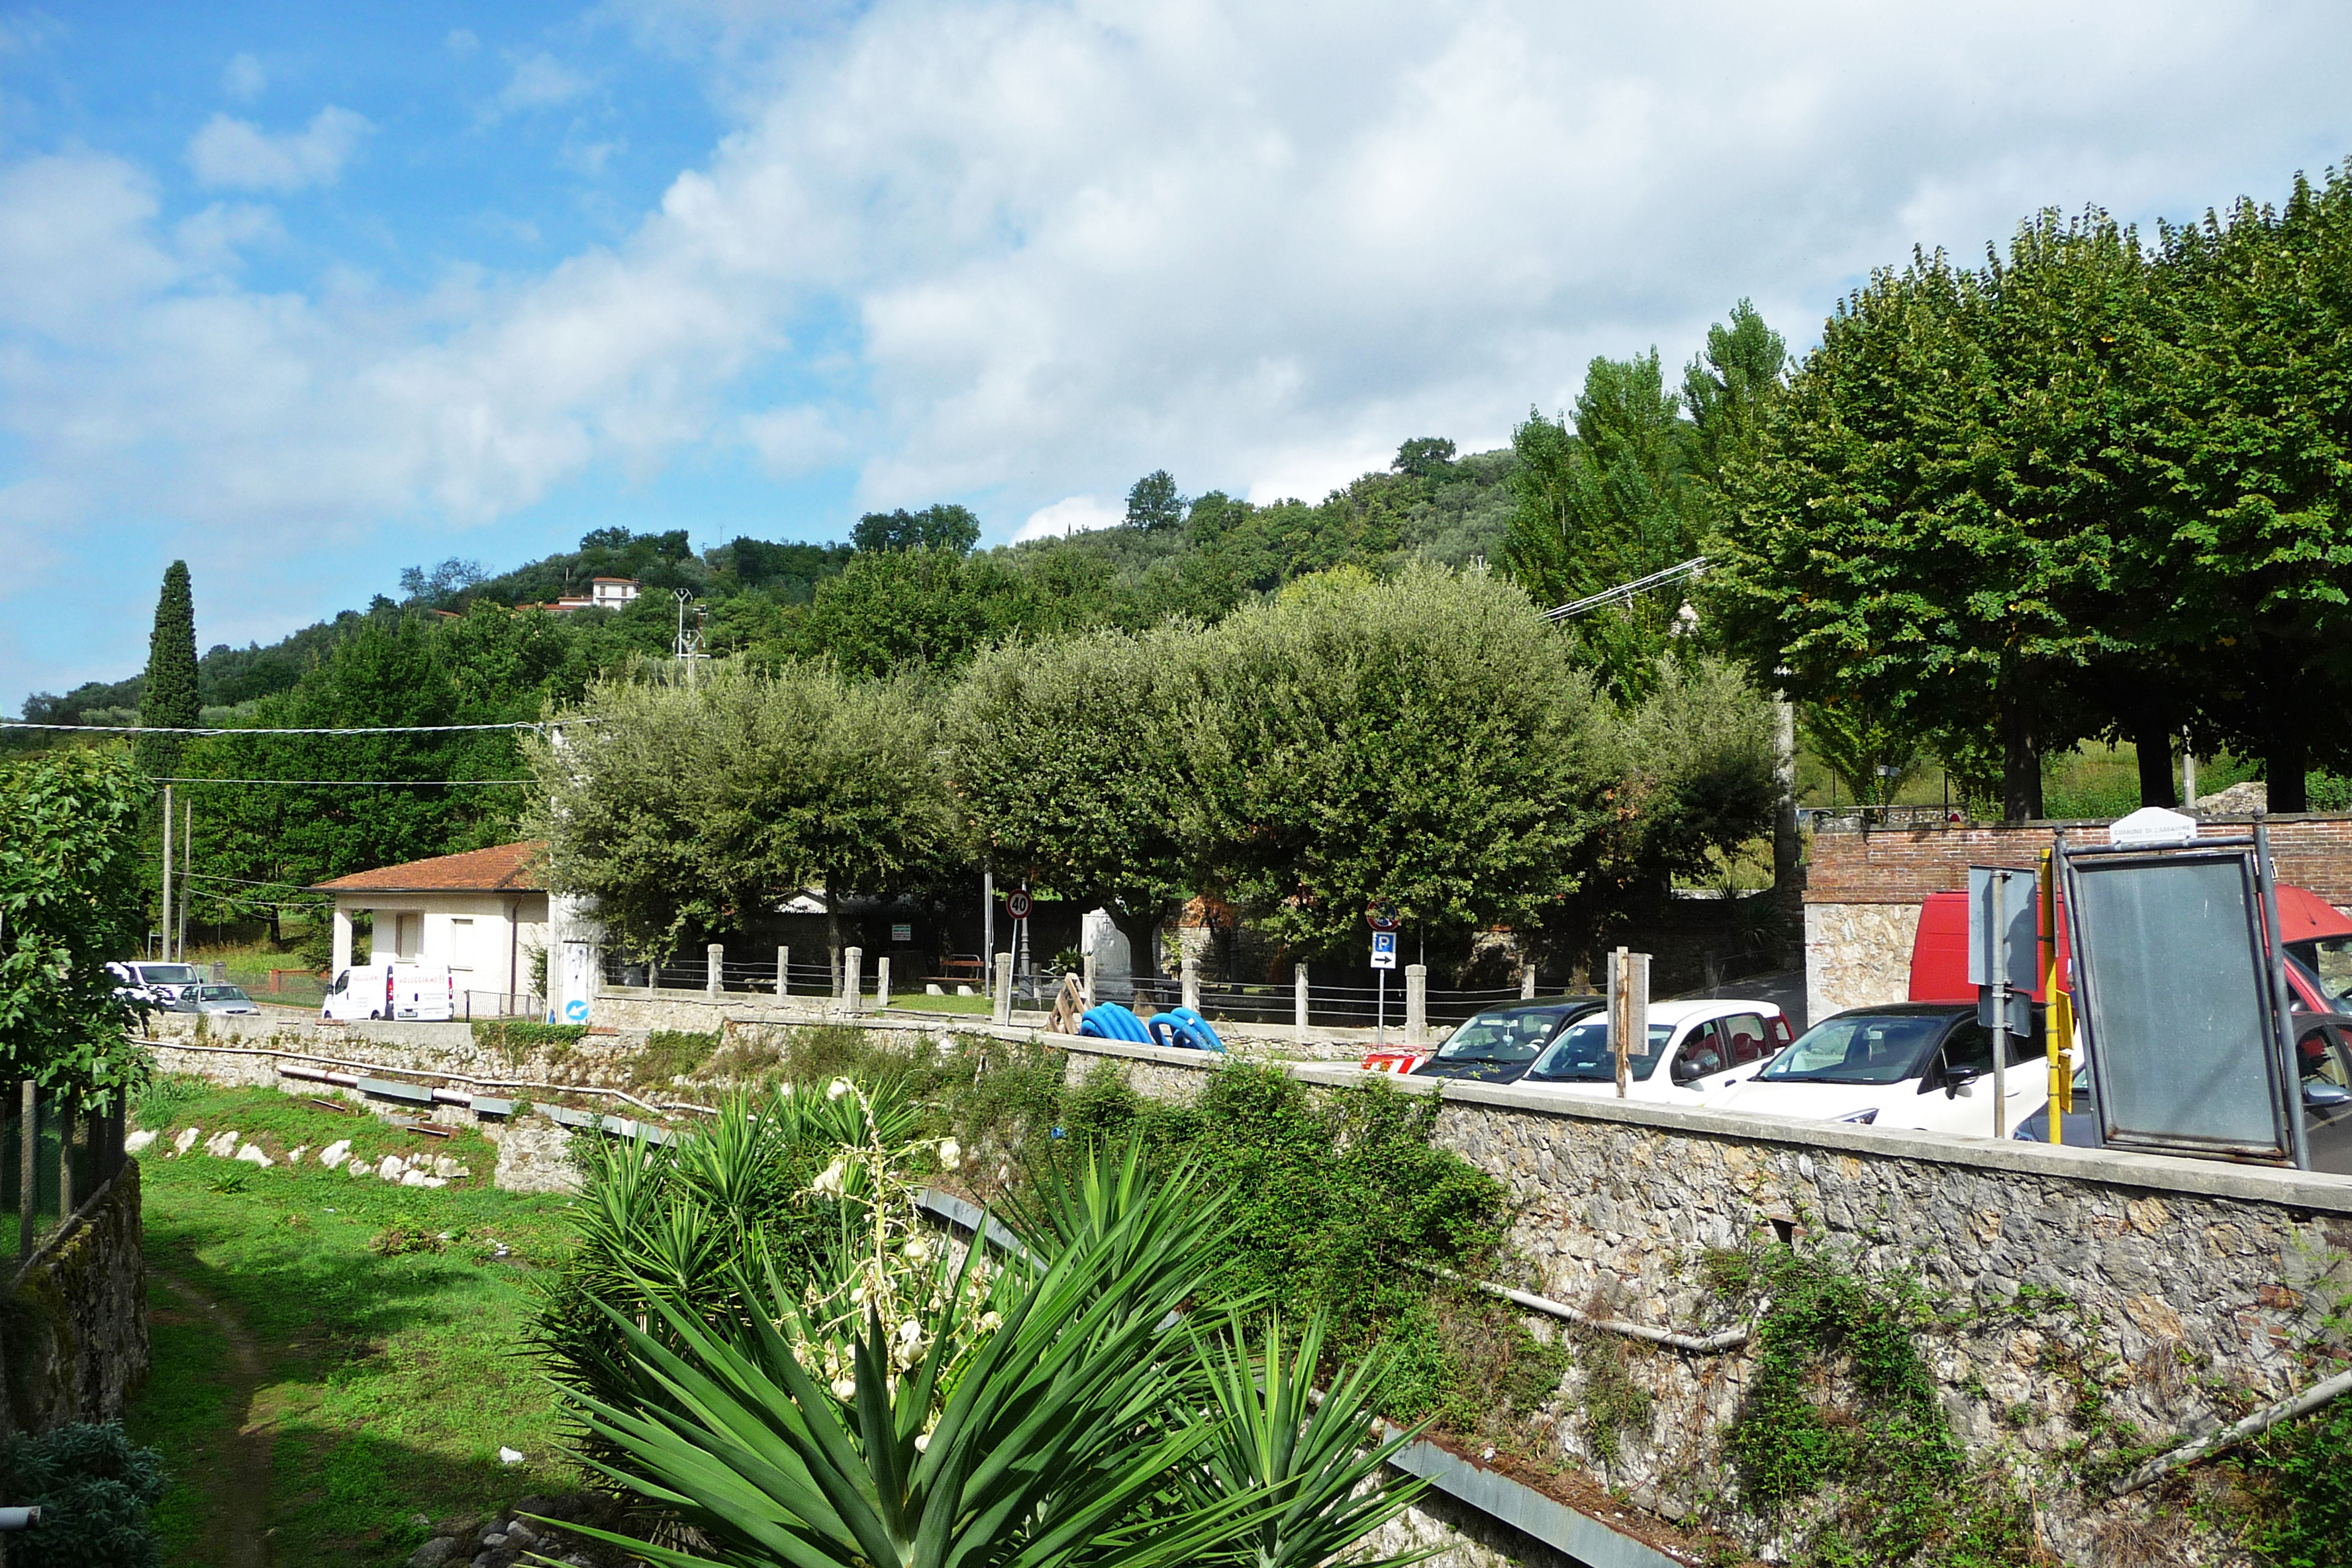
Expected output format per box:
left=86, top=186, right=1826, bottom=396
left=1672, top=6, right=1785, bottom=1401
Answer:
left=168, top=983, right=261, bottom=1016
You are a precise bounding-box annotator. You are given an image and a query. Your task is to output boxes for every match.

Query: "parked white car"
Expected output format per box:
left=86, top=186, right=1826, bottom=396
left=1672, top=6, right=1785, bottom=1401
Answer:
left=107, top=960, right=203, bottom=1006
left=1516, top=999, right=1794, bottom=1104
left=1710, top=1003, right=2047, bottom=1138
left=322, top=961, right=456, bottom=1022
left=169, top=983, right=262, bottom=1016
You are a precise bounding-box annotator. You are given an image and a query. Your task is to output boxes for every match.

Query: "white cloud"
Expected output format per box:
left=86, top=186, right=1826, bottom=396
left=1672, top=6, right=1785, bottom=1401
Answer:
left=1014, top=495, right=1122, bottom=542
left=185, top=106, right=371, bottom=191
left=491, top=52, right=595, bottom=117
left=9, top=0, right=2352, bottom=696
left=221, top=51, right=266, bottom=101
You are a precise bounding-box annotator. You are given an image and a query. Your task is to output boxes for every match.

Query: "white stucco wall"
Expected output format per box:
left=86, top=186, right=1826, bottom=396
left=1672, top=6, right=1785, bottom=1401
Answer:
left=332, top=891, right=550, bottom=1003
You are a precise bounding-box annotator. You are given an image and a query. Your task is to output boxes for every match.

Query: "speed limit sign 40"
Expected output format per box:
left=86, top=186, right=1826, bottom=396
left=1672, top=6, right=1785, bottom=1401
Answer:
left=1006, top=889, right=1032, bottom=920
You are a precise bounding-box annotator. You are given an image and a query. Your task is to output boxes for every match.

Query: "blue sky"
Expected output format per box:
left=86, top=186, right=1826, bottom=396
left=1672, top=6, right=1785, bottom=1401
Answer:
left=5, top=0, right=2352, bottom=707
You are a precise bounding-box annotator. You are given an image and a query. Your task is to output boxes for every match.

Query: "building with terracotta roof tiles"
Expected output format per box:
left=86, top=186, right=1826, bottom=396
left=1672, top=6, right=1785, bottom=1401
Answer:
left=312, top=842, right=550, bottom=1009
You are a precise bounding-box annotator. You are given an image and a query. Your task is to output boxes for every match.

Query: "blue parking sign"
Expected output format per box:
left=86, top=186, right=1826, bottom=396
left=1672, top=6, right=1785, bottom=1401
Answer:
left=1370, top=931, right=1398, bottom=970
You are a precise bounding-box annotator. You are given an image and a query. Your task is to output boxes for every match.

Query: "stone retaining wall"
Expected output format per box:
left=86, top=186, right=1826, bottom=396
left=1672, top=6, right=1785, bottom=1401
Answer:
left=1058, top=1036, right=2352, bottom=1566
left=7, top=1159, right=149, bottom=1434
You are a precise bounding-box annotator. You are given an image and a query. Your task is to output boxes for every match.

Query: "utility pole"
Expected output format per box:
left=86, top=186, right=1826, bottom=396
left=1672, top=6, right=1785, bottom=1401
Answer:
left=159, top=784, right=173, bottom=961
left=179, top=796, right=193, bottom=962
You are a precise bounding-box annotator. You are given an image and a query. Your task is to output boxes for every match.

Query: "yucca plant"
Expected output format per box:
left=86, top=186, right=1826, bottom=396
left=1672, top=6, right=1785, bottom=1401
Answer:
left=556, top=1138, right=1429, bottom=1568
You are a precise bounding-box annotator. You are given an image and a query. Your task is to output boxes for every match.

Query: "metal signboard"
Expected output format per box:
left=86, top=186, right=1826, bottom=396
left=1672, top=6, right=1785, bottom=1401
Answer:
left=1006, top=889, right=1032, bottom=921
left=1370, top=931, right=1399, bottom=970
left=1968, top=865, right=2037, bottom=1037
left=2060, top=828, right=2302, bottom=1164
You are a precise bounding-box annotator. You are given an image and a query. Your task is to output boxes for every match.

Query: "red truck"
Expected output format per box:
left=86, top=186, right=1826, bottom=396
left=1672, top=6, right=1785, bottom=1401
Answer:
left=1907, top=883, right=2352, bottom=1012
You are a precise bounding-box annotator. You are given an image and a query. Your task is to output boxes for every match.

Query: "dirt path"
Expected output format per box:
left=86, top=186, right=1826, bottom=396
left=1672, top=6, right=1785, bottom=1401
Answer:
left=155, top=1272, right=272, bottom=1568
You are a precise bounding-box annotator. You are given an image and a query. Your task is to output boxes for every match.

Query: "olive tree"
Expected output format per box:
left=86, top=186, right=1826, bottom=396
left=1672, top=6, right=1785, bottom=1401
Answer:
left=1167, top=564, right=1610, bottom=957
left=943, top=630, right=1190, bottom=969
left=526, top=663, right=959, bottom=961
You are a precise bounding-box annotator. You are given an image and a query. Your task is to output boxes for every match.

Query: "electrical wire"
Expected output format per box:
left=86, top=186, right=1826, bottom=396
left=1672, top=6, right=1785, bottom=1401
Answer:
left=1542, top=556, right=1710, bottom=622
left=151, top=777, right=531, bottom=786
left=1, top=720, right=565, bottom=735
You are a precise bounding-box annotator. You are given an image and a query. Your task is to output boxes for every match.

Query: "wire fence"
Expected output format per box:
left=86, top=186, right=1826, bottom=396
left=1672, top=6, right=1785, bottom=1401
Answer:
left=3, top=1085, right=128, bottom=1265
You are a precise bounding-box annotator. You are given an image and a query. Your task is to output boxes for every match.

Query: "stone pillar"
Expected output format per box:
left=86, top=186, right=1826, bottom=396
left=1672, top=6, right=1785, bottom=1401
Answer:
left=707, top=943, right=724, bottom=999
left=993, top=952, right=1014, bottom=1026
left=877, top=956, right=891, bottom=1011
left=1181, top=957, right=1200, bottom=1013
left=1295, top=963, right=1309, bottom=1041
left=776, top=946, right=789, bottom=1000
left=1406, top=963, right=1429, bottom=1046
left=1083, top=954, right=1097, bottom=1008
left=843, top=946, right=863, bottom=1013
left=331, top=905, right=354, bottom=977
left=1521, top=963, right=1536, bottom=1000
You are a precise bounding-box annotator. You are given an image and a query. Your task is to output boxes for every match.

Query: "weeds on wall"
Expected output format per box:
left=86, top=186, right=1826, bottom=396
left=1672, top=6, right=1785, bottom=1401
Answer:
left=1708, top=1244, right=2037, bottom=1567
left=468, top=1019, right=588, bottom=1068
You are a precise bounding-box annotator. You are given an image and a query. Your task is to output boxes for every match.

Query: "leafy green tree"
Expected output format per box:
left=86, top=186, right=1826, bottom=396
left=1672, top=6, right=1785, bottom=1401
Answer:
left=1681, top=301, right=1787, bottom=487
left=1168, top=564, right=1606, bottom=958
left=1124, top=469, right=1185, bottom=531
left=2135, top=172, right=2352, bottom=810
left=526, top=661, right=959, bottom=962
left=1712, top=219, right=2141, bottom=820
left=854, top=504, right=982, bottom=556
left=944, top=630, right=1190, bottom=967
left=801, top=548, right=1000, bottom=679
left=1391, top=437, right=1456, bottom=478
left=0, top=747, right=148, bottom=1105
left=1802, top=699, right=1924, bottom=807
left=135, top=562, right=199, bottom=780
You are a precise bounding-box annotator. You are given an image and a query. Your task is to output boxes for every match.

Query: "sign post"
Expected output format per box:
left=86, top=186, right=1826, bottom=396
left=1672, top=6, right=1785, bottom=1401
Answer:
left=1007, top=888, right=1032, bottom=1001
left=1968, top=865, right=2037, bottom=1139
left=1371, top=930, right=1398, bottom=1043
left=1607, top=948, right=1651, bottom=1098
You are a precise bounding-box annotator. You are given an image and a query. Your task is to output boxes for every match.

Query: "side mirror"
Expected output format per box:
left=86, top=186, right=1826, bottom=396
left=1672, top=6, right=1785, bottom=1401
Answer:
left=1943, top=1065, right=1983, bottom=1099
left=2304, top=1082, right=2352, bottom=1109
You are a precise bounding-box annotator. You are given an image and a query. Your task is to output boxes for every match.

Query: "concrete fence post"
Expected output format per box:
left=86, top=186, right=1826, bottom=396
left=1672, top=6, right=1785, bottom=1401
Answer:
left=877, top=956, right=891, bottom=1012
left=1406, top=963, right=1429, bottom=1046
left=1181, top=957, right=1200, bottom=1013
left=707, top=943, right=724, bottom=999
left=776, top=946, right=789, bottom=1000
left=842, top=947, right=863, bottom=1013
left=1521, top=962, right=1537, bottom=1000
left=1083, top=954, right=1097, bottom=1008
left=993, top=952, right=1014, bottom=1025
left=649, top=959, right=662, bottom=992
left=1295, top=963, right=1309, bottom=1040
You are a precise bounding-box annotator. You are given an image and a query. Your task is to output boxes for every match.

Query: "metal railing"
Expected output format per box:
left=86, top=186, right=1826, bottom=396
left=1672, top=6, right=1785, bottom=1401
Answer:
left=1802, top=803, right=1971, bottom=832
left=5, top=1084, right=128, bottom=1265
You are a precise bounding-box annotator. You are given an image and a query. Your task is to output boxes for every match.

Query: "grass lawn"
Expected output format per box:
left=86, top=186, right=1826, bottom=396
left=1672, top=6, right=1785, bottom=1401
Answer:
left=881, top=992, right=996, bottom=1016
left=126, top=1079, right=589, bottom=1567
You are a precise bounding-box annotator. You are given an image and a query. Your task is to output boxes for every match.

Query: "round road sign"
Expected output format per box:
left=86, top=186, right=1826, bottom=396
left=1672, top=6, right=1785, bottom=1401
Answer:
left=1368, top=905, right=1400, bottom=932
left=1006, top=889, right=1032, bottom=920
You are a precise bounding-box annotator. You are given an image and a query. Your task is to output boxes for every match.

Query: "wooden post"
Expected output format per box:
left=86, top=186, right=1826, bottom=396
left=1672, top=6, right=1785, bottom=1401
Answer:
left=160, top=784, right=173, bottom=961
left=57, top=1101, right=73, bottom=1220
left=19, top=1081, right=34, bottom=1259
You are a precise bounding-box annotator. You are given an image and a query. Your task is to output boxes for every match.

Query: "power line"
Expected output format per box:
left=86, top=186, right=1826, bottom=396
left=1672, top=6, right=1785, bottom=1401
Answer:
left=1543, top=556, right=1710, bottom=622
left=152, top=777, right=531, bottom=787
left=2, top=720, right=564, bottom=736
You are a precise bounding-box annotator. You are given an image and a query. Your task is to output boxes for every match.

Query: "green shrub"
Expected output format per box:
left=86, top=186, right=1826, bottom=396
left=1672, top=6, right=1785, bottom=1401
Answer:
left=636, top=1030, right=721, bottom=1087
left=2241, top=1398, right=2352, bottom=1567
left=0, top=1422, right=167, bottom=1568
left=470, top=1020, right=589, bottom=1067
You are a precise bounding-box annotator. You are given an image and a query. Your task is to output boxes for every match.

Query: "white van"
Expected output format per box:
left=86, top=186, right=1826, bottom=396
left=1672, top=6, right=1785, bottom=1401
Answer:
left=322, top=961, right=456, bottom=1022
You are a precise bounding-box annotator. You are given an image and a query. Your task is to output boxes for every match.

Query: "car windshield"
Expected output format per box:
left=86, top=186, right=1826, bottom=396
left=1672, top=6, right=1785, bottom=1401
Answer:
left=199, top=986, right=247, bottom=1001
left=2298, top=944, right=2352, bottom=1010
left=1527, top=1020, right=1675, bottom=1081
left=1434, top=1008, right=1571, bottom=1063
left=138, top=965, right=199, bottom=985
left=1755, top=1013, right=1949, bottom=1085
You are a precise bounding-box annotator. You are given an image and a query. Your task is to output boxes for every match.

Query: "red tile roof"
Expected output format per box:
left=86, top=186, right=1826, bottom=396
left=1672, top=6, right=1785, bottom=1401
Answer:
left=312, top=841, right=548, bottom=895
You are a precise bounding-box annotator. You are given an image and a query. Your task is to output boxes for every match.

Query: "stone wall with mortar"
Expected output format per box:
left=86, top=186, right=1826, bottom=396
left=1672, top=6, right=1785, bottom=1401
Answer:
left=1057, top=1036, right=2352, bottom=1566
left=7, top=1159, right=149, bottom=1434
left=1800, top=900, right=1922, bottom=1024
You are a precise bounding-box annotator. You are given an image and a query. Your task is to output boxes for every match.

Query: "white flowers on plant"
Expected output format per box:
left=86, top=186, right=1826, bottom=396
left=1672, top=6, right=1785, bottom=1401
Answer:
left=812, top=1158, right=846, bottom=1197
left=827, top=1077, right=854, bottom=1101
left=937, top=1138, right=961, bottom=1171
left=904, top=1236, right=930, bottom=1263
left=831, top=1377, right=857, bottom=1400
left=914, top=1432, right=930, bottom=1453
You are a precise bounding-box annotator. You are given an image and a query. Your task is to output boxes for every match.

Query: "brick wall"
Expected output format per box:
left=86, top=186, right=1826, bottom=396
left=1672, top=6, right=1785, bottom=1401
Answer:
left=1806, top=813, right=2352, bottom=906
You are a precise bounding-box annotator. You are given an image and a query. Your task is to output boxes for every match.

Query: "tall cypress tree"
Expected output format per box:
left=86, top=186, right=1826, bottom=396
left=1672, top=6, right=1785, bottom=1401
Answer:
left=136, top=562, right=199, bottom=780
